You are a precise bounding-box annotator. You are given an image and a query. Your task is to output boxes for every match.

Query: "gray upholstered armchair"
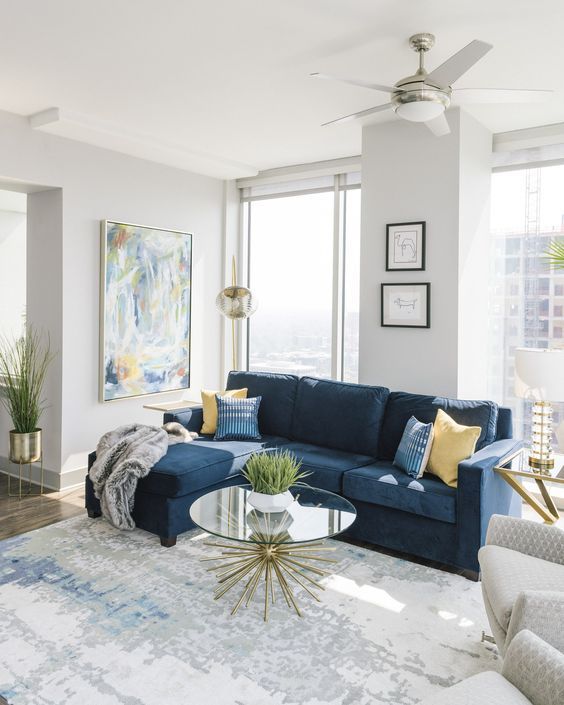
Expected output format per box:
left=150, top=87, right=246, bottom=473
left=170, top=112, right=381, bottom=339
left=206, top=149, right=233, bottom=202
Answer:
left=418, top=629, right=564, bottom=705
left=478, top=514, right=564, bottom=655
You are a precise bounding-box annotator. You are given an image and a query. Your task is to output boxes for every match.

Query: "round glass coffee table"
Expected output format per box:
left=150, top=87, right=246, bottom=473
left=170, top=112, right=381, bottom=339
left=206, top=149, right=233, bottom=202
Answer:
left=189, top=484, right=356, bottom=620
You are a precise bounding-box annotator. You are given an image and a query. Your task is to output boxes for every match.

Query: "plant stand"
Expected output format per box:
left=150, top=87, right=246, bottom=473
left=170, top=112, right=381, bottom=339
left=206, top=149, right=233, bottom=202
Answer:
left=7, top=454, right=44, bottom=499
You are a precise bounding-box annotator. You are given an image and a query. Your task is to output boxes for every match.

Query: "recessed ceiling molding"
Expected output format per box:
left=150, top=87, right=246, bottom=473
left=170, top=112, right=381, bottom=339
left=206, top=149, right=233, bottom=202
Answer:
left=29, top=107, right=258, bottom=180
left=493, top=122, right=564, bottom=152
left=236, top=155, right=361, bottom=189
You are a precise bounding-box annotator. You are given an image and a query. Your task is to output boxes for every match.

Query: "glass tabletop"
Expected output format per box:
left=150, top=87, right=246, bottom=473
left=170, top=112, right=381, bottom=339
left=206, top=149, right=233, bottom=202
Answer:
left=189, top=484, right=356, bottom=545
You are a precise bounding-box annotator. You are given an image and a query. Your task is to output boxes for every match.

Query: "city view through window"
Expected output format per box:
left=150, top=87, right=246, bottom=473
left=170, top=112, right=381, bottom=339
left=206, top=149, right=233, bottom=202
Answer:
left=246, top=185, right=360, bottom=381
left=490, top=164, right=564, bottom=450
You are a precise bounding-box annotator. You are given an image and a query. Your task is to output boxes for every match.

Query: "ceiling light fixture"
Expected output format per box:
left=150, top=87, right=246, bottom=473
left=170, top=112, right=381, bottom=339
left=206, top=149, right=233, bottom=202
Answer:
left=393, top=98, right=446, bottom=123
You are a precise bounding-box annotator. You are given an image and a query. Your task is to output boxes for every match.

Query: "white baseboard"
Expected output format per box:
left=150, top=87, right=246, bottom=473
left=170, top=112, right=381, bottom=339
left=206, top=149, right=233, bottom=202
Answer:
left=0, top=458, right=87, bottom=492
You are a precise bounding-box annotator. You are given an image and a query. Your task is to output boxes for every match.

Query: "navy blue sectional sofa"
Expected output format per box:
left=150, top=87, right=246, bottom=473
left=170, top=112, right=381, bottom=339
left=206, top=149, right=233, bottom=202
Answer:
left=85, top=371, right=522, bottom=573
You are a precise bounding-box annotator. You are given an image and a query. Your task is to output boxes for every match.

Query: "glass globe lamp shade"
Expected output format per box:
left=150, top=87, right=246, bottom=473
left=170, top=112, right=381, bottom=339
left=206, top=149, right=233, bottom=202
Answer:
left=216, top=286, right=257, bottom=320
left=395, top=100, right=445, bottom=123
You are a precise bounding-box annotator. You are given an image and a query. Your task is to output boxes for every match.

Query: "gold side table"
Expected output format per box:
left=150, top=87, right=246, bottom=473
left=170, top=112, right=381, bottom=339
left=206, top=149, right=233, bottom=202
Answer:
left=494, top=449, right=564, bottom=524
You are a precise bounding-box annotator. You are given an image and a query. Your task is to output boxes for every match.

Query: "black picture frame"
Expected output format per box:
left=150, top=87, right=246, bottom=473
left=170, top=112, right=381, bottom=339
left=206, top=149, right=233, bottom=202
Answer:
left=381, top=282, right=431, bottom=328
left=386, top=221, right=426, bottom=271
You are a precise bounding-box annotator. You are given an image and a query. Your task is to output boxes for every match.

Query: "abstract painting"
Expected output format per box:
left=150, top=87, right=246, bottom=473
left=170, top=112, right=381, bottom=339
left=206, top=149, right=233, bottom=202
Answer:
left=386, top=221, right=426, bottom=271
left=381, top=282, right=430, bottom=328
left=100, top=221, right=192, bottom=402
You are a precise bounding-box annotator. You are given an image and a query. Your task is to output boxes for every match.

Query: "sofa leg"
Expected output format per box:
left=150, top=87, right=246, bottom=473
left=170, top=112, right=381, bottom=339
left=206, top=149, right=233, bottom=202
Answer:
left=160, top=536, right=177, bottom=548
left=460, top=569, right=480, bottom=582
left=87, top=508, right=102, bottom=519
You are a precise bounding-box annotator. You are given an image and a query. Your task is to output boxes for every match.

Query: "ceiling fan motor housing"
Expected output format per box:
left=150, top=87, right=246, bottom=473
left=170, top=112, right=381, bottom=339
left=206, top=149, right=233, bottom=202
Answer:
left=391, top=75, right=451, bottom=122
left=392, top=32, right=451, bottom=122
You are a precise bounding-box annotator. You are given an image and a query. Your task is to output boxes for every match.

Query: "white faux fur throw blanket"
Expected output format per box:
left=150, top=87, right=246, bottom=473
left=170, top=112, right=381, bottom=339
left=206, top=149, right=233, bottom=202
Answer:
left=89, top=422, right=192, bottom=531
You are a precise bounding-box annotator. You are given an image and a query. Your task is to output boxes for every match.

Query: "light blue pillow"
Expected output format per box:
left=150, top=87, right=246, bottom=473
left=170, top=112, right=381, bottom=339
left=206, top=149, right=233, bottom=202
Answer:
left=393, top=416, right=434, bottom=479
left=214, top=394, right=262, bottom=441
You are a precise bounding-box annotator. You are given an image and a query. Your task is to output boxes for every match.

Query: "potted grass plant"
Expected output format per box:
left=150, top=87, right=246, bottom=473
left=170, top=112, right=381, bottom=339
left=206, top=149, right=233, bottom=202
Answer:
left=242, top=449, right=311, bottom=513
left=0, top=326, right=54, bottom=464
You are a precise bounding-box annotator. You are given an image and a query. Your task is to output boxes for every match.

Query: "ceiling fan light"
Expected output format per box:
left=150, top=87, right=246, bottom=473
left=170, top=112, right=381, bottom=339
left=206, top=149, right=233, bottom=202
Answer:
left=395, top=100, right=445, bottom=122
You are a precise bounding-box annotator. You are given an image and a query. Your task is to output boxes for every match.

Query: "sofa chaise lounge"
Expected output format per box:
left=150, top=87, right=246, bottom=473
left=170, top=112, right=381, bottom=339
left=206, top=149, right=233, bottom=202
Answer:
left=86, top=371, right=521, bottom=573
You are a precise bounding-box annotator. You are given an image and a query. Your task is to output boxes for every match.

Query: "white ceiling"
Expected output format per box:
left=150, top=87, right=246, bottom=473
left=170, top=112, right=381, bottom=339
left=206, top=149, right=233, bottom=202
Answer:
left=1, top=0, right=564, bottom=178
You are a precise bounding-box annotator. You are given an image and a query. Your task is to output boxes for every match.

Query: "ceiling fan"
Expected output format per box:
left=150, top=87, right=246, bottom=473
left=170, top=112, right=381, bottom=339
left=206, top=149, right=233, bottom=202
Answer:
left=312, top=33, right=551, bottom=136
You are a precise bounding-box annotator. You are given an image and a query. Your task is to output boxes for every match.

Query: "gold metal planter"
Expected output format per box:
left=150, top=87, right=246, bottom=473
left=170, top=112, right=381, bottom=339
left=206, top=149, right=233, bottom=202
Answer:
left=9, top=429, right=42, bottom=463
left=7, top=429, right=44, bottom=499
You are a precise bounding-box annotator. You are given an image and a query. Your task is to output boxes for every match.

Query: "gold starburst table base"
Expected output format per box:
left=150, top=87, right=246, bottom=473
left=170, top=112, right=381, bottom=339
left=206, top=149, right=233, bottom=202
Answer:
left=202, top=539, right=337, bottom=621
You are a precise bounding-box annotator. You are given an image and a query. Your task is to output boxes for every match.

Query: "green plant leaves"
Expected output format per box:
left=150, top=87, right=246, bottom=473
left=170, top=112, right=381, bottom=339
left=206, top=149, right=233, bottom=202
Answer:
left=242, top=449, right=311, bottom=495
left=0, top=326, right=55, bottom=433
left=544, top=240, right=564, bottom=269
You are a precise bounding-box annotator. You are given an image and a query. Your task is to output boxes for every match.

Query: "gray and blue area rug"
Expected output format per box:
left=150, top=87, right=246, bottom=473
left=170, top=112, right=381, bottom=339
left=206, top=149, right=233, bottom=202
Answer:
left=0, top=516, right=497, bottom=704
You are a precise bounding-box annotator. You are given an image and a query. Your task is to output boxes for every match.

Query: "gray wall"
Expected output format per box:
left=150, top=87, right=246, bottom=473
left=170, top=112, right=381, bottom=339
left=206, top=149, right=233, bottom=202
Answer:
left=359, top=108, right=491, bottom=398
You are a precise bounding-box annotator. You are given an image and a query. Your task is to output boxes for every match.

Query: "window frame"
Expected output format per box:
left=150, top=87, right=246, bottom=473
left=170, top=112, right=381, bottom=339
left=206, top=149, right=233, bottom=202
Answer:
left=240, top=173, right=360, bottom=380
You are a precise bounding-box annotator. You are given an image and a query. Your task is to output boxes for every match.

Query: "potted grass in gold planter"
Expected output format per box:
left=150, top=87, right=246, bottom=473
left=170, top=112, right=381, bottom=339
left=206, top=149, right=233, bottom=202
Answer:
left=0, top=327, right=54, bottom=464
left=242, top=449, right=311, bottom=513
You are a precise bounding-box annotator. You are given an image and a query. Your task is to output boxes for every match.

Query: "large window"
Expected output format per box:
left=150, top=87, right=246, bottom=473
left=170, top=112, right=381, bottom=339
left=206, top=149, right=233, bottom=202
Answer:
left=242, top=173, right=360, bottom=381
left=489, top=164, right=564, bottom=448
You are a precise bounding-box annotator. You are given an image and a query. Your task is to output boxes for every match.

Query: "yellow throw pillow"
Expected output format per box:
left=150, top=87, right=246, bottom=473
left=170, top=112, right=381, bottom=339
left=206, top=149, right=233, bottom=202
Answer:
left=427, top=409, right=481, bottom=488
left=200, top=388, right=248, bottom=434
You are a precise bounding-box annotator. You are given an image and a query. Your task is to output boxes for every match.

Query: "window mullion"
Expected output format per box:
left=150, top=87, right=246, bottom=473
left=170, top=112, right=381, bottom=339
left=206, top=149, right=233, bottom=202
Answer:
left=331, top=175, right=344, bottom=380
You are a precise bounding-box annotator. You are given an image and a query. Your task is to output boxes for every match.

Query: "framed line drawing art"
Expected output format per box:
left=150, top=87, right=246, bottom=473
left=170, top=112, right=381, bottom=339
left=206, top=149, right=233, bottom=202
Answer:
left=386, top=221, right=426, bottom=271
left=381, top=282, right=430, bottom=328
left=100, top=220, right=193, bottom=402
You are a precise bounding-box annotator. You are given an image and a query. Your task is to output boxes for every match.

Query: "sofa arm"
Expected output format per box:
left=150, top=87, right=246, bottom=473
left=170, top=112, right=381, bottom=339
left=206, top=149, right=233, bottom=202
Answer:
left=506, top=591, right=564, bottom=653
left=163, top=406, right=204, bottom=434
left=486, top=514, right=564, bottom=566
left=459, top=438, right=523, bottom=477
left=502, top=630, right=564, bottom=705
left=456, top=439, right=523, bottom=566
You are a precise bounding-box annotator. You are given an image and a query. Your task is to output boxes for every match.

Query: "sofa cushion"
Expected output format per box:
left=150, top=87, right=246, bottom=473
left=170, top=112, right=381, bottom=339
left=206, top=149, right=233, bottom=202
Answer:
left=378, top=391, right=499, bottom=460
left=140, top=434, right=290, bottom=498
left=200, top=387, right=247, bottom=434
left=343, top=461, right=457, bottom=524
left=427, top=409, right=481, bottom=488
left=393, top=415, right=434, bottom=479
left=478, top=545, right=564, bottom=631
left=282, top=441, right=375, bottom=493
left=214, top=394, right=262, bottom=441
left=290, top=376, right=389, bottom=457
left=226, top=371, right=298, bottom=438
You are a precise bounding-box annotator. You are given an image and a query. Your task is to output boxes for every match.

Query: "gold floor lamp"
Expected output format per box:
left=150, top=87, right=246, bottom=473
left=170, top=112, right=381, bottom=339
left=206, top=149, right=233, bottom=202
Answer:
left=216, top=257, right=257, bottom=370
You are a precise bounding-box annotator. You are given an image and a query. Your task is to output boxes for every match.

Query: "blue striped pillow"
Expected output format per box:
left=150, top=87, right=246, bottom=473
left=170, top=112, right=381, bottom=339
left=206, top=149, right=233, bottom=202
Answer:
left=393, top=416, right=434, bottom=479
left=214, top=394, right=262, bottom=441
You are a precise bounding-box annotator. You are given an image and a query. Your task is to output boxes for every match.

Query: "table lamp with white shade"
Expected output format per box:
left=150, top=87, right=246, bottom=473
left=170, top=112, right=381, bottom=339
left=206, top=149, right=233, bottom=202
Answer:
left=515, top=348, right=564, bottom=473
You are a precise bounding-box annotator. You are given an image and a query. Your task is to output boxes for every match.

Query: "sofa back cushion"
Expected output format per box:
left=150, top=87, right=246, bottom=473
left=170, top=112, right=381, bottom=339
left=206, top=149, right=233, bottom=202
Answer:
left=290, top=376, right=390, bottom=457
left=378, top=391, right=499, bottom=461
left=226, top=371, right=298, bottom=438
left=496, top=407, right=513, bottom=440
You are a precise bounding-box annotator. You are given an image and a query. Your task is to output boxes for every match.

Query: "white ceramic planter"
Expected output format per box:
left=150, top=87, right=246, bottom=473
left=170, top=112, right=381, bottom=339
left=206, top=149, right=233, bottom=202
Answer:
left=247, top=489, right=294, bottom=513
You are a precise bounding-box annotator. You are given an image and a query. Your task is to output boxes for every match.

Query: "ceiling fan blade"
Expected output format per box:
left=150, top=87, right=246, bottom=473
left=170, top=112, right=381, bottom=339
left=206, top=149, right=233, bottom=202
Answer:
left=310, top=72, right=396, bottom=93
left=453, top=87, right=553, bottom=104
left=322, top=103, right=392, bottom=127
left=426, top=40, right=493, bottom=88
left=424, top=113, right=451, bottom=137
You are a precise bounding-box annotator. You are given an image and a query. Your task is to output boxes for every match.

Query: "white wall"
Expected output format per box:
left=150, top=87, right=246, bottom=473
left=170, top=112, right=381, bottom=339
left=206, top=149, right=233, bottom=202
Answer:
left=0, top=191, right=26, bottom=340
left=457, top=110, right=493, bottom=399
left=359, top=108, right=492, bottom=398
left=0, top=110, right=225, bottom=488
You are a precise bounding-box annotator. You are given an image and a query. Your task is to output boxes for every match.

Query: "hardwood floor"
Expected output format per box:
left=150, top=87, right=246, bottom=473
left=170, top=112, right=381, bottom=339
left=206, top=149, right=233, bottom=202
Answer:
left=0, top=474, right=84, bottom=541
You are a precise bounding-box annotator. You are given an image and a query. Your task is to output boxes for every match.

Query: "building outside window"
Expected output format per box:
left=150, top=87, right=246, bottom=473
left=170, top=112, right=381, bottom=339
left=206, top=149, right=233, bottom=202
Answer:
left=241, top=172, right=360, bottom=381
left=489, top=163, right=564, bottom=449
